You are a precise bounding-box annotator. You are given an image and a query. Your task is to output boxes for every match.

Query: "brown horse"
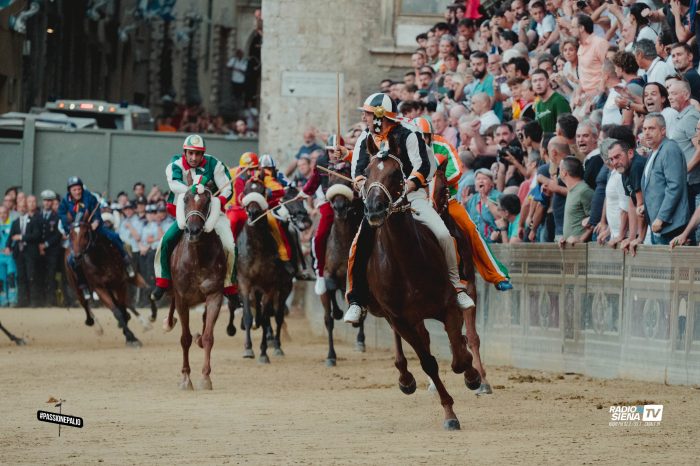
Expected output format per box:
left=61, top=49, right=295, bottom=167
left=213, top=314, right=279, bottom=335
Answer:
left=320, top=180, right=365, bottom=366
left=163, top=186, right=228, bottom=390
left=236, top=177, right=293, bottom=363
left=65, top=212, right=149, bottom=347
left=0, top=321, right=25, bottom=345
left=362, top=148, right=481, bottom=430
left=432, top=160, right=492, bottom=395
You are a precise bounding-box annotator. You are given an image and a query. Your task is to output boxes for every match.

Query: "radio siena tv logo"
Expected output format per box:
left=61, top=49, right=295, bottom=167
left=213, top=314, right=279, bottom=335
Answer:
left=609, top=404, right=663, bottom=427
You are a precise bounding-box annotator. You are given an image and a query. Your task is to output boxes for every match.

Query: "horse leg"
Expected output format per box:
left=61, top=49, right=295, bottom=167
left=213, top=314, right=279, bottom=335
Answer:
left=323, top=292, right=337, bottom=367
left=199, top=294, right=222, bottom=390
left=163, top=299, right=177, bottom=332
left=442, top=305, right=480, bottom=390
left=96, top=288, right=140, bottom=347
left=463, top=306, right=491, bottom=395
left=226, top=297, right=237, bottom=337
left=0, top=321, right=26, bottom=346
left=195, top=310, right=206, bottom=349
left=356, top=313, right=366, bottom=353
left=242, top=296, right=254, bottom=359
left=273, top=305, right=285, bottom=357
left=177, top=299, right=193, bottom=390
left=393, top=330, right=416, bottom=394
left=393, top=320, right=460, bottom=430
left=69, top=268, right=103, bottom=335
left=258, top=314, right=271, bottom=364
left=149, top=295, right=158, bottom=323
left=328, top=286, right=343, bottom=320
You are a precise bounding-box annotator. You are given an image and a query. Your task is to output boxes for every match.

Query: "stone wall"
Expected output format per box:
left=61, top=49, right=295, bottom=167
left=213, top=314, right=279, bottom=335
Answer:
left=259, top=0, right=403, bottom=160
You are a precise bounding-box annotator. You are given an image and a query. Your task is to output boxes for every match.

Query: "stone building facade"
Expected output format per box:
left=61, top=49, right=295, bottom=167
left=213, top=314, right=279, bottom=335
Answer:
left=259, top=0, right=448, bottom=162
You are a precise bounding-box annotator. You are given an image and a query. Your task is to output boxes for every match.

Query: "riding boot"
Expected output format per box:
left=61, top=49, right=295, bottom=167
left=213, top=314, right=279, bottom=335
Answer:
left=150, top=286, right=167, bottom=301
left=344, top=219, right=375, bottom=323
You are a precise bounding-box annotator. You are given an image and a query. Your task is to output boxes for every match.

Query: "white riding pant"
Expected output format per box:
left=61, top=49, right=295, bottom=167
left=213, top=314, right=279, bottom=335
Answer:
left=407, top=189, right=464, bottom=291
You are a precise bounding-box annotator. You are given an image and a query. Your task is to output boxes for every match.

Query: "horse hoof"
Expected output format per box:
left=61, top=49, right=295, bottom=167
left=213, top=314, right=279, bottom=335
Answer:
left=258, top=354, right=270, bottom=364
left=243, top=348, right=254, bottom=359
left=179, top=379, right=194, bottom=391
left=428, top=380, right=437, bottom=393
left=139, top=315, right=152, bottom=332
left=195, top=334, right=203, bottom=349
left=226, top=324, right=236, bottom=337
left=162, top=317, right=175, bottom=333
left=355, top=341, right=366, bottom=353
left=444, top=419, right=461, bottom=431
left=475, top=383, right=493, bottom=396
left=85, top=317, right=94, bottom=327
left=325, top=358, right=336, bottom=367
left=14, top=338, right=27, bottom=346
left=126, top=339, right=142, bottom=348
left=399, top=378, right=417, bottom=395
left=274, top=348, right=284, bottom=356
left=198, top=378, right=213, bottom=390
left=332, top=309, right=343, bottom=320
left=465, top=373, right=482, bottom=391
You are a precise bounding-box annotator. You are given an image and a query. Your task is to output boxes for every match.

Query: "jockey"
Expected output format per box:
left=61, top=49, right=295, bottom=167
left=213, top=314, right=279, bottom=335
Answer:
left=259, top=154, right=289, bottom=187
left=413, top=116, right=512, bottom=291
left=228, top=152, right=295, bottom=275
left=58, top=176, right=135, bottom=300
left=304, top=134, right=354, bottom=295
left=150, top=134, right=238, bottom=302
left=342, top=93, right=474, bottom=324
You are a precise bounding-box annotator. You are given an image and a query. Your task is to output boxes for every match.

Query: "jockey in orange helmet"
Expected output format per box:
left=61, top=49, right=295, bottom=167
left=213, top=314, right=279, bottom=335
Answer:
left=413, top=116, right=512, bottom=291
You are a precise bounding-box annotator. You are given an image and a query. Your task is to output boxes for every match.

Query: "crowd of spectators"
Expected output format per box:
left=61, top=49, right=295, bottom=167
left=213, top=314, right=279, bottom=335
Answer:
left=0, top=183, right=172, bottom=308
left=360, top=0, right=700, bottom=251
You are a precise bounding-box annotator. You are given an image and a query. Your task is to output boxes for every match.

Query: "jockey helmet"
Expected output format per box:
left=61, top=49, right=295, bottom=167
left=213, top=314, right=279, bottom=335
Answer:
left=239, top=152, right=259, bottom=168
left=358, top=93, right=399, bottom=121
left=326, top=134, right=345, bottom=147
left=412, top=117, right=433, bottom=135
left=183, top=134, right=206, bottom=152
left=67, top=176, right=84, bottom=190
left=259, top=154, right=275, bottom=168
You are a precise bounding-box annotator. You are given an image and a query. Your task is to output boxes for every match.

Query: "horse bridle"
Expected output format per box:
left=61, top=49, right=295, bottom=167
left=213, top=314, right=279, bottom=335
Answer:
left=72, top=221, right=95, bottom=260
left=186, top=187, right=212, bottom=225
left=361, top=153, right=412, bottom=217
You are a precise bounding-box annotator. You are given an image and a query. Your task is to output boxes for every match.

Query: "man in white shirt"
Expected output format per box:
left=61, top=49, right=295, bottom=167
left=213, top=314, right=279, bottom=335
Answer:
left=471, top=92, right=501, bottom=135
left=633, top=39, right=674, bottom=85
left=227, top=49, right=248, bottom=107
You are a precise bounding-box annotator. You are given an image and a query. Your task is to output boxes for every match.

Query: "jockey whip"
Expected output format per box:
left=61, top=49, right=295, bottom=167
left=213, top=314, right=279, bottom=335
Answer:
left=336, top=72, right=341, bottom=143
left=213, top=166, right=250, bottom=198
left=86, top=198, right=102, bottom=224
left=317, top=165, right=354, bottom=183
left=248, top=193, right=307, bottom=226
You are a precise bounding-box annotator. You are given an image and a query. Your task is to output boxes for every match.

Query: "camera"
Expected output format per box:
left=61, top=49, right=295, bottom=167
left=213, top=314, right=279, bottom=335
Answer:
left=576, top=0, right=588, bottom=9
left=497, top=145, right=525, bottom=167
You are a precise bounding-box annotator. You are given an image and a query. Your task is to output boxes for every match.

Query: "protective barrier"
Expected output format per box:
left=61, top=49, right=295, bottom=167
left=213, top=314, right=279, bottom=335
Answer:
left=0, top=121, right=257, bottom=195
left=303, top=244, right=700, bottom=385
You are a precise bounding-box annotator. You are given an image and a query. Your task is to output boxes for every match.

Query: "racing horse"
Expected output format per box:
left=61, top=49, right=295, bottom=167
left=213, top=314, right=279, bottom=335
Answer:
left=0, top=321, right=26, bottom=345
left=361, top=137, right=481, bottom=430
left=432, top=159, right=492, bottom=395
left=235, top=175, right=294, bottom=363
left=320, top=179, right=365, bottom=366
left=163, top=184, right=229, bottom=390
left=65, top=211, right=150, bottom=347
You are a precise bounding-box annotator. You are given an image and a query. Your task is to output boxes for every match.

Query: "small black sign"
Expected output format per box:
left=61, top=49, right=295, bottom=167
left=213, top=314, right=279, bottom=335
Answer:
left=36, top=410, right=84, bottom=428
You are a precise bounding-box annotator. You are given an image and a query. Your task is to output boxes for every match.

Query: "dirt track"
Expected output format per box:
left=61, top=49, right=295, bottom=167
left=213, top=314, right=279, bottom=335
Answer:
left=1, top=305, right=699, bottom=465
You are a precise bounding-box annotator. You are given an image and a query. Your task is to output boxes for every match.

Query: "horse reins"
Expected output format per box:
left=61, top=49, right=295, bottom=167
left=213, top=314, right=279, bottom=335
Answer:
left=186, top=186, right=213, bottom=224
left=248, top=193, right=306, bottom=226
left=361, top=153, right=413, bottom=217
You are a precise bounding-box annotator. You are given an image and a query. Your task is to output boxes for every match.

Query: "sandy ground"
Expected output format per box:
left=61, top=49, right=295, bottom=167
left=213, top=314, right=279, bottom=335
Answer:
left=0, top=305, right=699, bottom=466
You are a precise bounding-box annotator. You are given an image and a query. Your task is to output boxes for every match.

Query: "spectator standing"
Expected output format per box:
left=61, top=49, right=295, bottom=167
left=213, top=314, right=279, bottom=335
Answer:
left=432, top=110, right=459, bottom=147
left=634, top=39, right=674, bottom=85
left=39, top=190, right=63, bottom=307
left=0, top=205, right=17, bottom=306
left=466, top=168, right=502, bottom=242
left=227, top=49, right=248, bottom=108
left=532, top=69, right=571, bottom=133
left=670, top=43, right=700, bottom=101
left=640, top=113, right=689, bottom=245
left=8, top=195, right=42, bottom=307
left=559, top=157, right=593, bottom=247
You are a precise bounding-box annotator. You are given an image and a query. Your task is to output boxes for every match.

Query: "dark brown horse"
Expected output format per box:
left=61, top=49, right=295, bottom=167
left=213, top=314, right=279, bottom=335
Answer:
left=432, top=160, right=492, bottom=395
left=320, top=180, right=365, bottom=366
left=0, top=321, right=25, bottom=345
left=236, top=177, right=293, bottom=363
left=362, top=146, right=481, bottom=430
left=163, top=186, right=228, bottom=390
left=65, top=212, right=149, bottom=347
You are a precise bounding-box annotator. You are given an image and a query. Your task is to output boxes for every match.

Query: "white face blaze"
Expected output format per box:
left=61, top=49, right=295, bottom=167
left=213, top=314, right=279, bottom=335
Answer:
left=194, top=194, right=200, bottom=202
left=378, top=161, right=385, bottom=171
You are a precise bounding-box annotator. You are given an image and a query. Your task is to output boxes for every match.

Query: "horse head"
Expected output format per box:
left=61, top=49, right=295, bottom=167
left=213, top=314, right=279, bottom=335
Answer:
left=326, top=182, right=355, bottom=221
left=282, top=186, right=312, bottom=231
left=241, top=177, right=267, bottom=223
left=178, top=185, right=214, bottom=243
left=363, top=140, right=407, bottom=227
left=69, top=211, right=93, bottom=261
left=432, top=157, right=450, bottom=218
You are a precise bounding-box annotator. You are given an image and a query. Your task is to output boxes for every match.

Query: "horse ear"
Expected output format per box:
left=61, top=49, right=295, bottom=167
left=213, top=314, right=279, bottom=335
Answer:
left=438, top=158, right=448, bottom=172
